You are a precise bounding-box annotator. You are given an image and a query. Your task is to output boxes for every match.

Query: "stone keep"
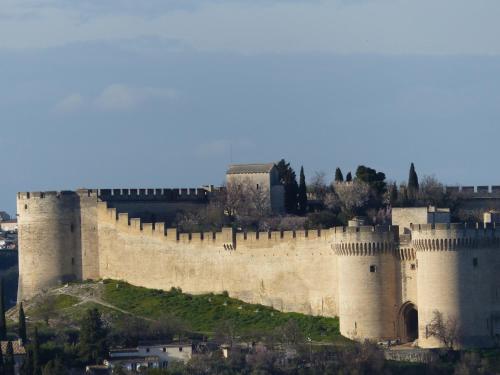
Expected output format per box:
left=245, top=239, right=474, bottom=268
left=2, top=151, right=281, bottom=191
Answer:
left=16, top=187, right=500, bottom=349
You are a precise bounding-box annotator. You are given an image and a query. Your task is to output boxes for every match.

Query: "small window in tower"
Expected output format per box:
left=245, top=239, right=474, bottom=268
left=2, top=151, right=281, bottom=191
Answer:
left=179, top=347, right=183, bottom=352
left=370, top=265, right=377, bottom=273
left=473, top=258, right=478, bottom=267
left=256, top=184, right=260, bottom=190
left=71, top=257, right=74, bottom=265
left=24, top=204, right=28, bottom=210
left=70, top=224, right=74, bottom=232
left=410, top=264, right=416, bottom=270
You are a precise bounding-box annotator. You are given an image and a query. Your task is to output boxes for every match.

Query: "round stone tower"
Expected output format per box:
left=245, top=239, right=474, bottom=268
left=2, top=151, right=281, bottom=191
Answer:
left=17, top=191, right=81, bottom=301
left=412, top=223, right=500, bottom=348
left=333, top=225, right=399, bottom=341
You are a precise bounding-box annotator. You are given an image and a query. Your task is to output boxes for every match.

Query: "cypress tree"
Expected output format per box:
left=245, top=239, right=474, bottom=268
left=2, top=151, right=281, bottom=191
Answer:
left=408, top=163, right=419, bottom=197
left=276, top=159, right=299, bottom=214
left=390, top=183, right=398, bottom=205
left=345, top=172, right=352, bottom=182
left=19, top=302, right=27, bottom=345
left=5, top=341, right=15, bottom=375
left=0, top=278, right=6, bottom=340
left=21, top=348, right=34, bottom=375
left=33, top=328, right=41, bottom=375
left=298, top=166, right=308, bottom=214
left=0, top=340, right=4, bottom=374
left=334, top=168, right=344, bottom=182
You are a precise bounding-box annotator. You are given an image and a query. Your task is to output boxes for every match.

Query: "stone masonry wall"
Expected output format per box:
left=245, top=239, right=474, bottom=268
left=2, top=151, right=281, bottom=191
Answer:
left=96, top=202, right=339, bottom=316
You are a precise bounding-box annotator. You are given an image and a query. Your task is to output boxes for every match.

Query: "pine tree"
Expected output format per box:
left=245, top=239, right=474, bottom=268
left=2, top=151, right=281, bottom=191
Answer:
left=79, top=308, right=108, bottom=364
left=334, top=168, right=344, bottom=183
left=0, top=278, right=6, bottom=340
left=345, top=172, right=352, bottom=182
left=408, top=162, right=419, bottom=198
left=5, top=341, right=15, bottom=375
left=19, top=302, right=27, bottom=345
left=298, top=166, right=308, bottom=215
left=33, top=328, right=41, bottom=375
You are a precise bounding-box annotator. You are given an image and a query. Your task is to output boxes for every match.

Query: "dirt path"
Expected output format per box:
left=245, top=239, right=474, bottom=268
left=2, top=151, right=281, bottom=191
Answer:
left=7, top=282, right=156, bottom=324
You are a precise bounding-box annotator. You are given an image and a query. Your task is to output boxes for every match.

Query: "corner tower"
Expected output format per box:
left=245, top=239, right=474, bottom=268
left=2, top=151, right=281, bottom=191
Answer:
left=17, top=191, right=81, bottom=301
left=412, top=223, right=500, bottom=348
left=333, top=225, right=399, bottom=341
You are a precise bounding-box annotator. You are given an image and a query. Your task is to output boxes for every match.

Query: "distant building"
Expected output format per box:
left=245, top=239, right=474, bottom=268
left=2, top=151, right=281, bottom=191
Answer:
left=484, top=210, right=500, bottom=224
left=226, top=163, right=285, bottom=213
left=392, top=206, right=450, bottom=235
left=1, top=340, right=26, bottom=375
left=0, top=220, right=18, bottom=232
left=105, top=342, right=192, bottom=372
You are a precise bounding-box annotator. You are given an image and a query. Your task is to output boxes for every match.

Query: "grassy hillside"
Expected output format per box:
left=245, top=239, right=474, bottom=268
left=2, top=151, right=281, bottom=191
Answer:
left=14, top=280, right=345, bottom=344
left=102, top=280, right=341, bottom=342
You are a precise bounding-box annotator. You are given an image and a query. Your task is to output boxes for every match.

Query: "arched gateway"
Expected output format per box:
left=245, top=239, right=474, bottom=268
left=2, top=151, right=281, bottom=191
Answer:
left=398, top=302, right=418, bottom=343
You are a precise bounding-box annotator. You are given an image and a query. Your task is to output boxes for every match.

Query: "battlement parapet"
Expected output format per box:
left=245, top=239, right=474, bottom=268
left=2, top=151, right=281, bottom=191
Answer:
left=98, top=188, right=210, bottom=202
left=17, top=191, right=78, bottom=200
left=19, top=187, right=212, bottom=202
left=332, top=225, right=398, bottom=256
left=411, top=223, right=500, bottom=251
left=97, top=201, right=334, bottom=249
left=444, top=185, right=500, bottom=198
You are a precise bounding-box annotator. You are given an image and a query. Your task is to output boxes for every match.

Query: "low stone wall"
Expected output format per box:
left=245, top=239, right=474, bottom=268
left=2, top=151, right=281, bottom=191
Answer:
left=384, top=348, right=438, bottom=363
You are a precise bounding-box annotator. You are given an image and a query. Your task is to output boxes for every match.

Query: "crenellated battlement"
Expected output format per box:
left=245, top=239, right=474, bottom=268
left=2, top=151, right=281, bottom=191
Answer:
left=17, top=191, right=78, bottom=200
left=97, top=201, right=333, bottom=249
left=445, top=185, right=500, bottom=196
left=332, top=225, right=398, bottom=256
left=410, top=223, right=500, bottom=251
left=98, top=187, right=209, bottom=202
left=19, top=187, right=211, bottom=202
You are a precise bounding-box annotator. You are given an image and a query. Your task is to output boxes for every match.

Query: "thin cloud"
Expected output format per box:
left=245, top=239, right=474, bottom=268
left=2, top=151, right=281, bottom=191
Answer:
left=2, top=0, right=500, bottom=55
left=53, top=93, right=85, bottom=114
left=53, top=84, right=177, bottom=114
left=94, top=84, right=177, bottom=111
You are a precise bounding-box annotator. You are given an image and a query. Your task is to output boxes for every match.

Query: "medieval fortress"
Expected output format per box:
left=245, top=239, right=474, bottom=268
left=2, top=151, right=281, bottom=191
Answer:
left=16, top=163, right=500, bottom=349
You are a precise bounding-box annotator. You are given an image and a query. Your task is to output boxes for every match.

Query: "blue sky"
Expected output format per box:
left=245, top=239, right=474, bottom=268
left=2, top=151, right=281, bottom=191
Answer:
left=1, top=0, right=500, bottom=214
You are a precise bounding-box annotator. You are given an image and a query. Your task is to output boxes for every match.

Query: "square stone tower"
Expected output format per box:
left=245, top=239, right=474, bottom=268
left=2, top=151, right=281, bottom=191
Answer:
left=226, top=163, right=285, bottom=213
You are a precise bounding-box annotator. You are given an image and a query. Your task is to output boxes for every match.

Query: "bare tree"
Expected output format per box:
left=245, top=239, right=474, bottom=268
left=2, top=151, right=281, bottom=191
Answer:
left=211, top=182, right=246, bottom=220
left=214, top=320, right=236, bottom=346
left=245, top=182, right=271, bottom=218
left=309, top=171, right=329, bottom=202
left=417, top=175, right=446, bottom=206
left=334, top=180, right=371, bottom=216
left=215, top=178, right=272, bottom=222
left=427, top=310, right=461, bottom=349
left=277, top=319, right=305, bottom=346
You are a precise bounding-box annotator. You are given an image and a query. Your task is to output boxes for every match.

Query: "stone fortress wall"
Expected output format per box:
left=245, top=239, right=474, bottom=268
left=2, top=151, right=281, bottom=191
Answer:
left=16, top=186, right=500, bottom=349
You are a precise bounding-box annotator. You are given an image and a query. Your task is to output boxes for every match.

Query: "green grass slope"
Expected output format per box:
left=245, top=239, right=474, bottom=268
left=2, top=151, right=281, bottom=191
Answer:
left=102, top=280, right=342, bottom=342
left=15, top=279, right=344, bottom=344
